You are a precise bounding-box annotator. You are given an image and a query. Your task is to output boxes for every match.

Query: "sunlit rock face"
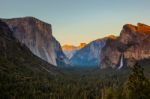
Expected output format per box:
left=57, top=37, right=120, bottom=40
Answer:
left=2, top=17, right=69, bottom=66
left=78, top=43, right=86, bottom=48
left=100, top=23, right=150, bottom=68
left=62, top=43, right=86, bottom=59
left=62, top=45, right=79, bottom=59
left=70, top=38, right=107, bottom=67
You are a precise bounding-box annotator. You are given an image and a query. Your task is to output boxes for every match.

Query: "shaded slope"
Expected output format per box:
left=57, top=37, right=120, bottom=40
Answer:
left=100, top=23, right=150, bottom=68
left=70, top=38, right=107, bottom=66
left=0, top=20, right=63, bottom=98
left=0, top=20, right=60, bottom=75
left=2, top=17, right=69, bottom=66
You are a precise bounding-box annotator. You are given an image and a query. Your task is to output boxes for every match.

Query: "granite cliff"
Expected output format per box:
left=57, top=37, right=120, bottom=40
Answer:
left=100, top=23, right=150, bottom=68
left=2, top=17, right=69, bottom=66
left=0, top=20, right=59, bottom=75
left=70, top=38, right=107, bottom=66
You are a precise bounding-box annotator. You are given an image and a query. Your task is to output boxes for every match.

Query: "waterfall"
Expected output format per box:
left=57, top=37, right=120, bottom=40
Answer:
left=117, top=53, right=124, bottom=69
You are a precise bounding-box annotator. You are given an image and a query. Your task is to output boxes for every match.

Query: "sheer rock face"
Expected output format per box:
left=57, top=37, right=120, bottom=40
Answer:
left=2, top=17, right=69, bottom=66
left=70, top=38, right=107, bottom=67
left=100, top=23, right=150, bottom=68
left=0, top=20, right=60, bottom=75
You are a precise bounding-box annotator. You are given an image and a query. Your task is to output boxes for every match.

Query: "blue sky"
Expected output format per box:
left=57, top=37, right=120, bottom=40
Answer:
left=0, top=0, right=150, bottom=45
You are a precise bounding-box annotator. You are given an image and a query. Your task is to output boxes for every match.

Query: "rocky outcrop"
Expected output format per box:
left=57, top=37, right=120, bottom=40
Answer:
left=100, top=23, right=150, bottom=68
left=2, top=17, right=69, bottom=66
left=70, top=38, right=107, bottom=66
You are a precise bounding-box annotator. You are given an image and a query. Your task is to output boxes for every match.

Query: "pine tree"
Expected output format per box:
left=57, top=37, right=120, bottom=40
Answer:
left=124, top=63, right=150, bottom=99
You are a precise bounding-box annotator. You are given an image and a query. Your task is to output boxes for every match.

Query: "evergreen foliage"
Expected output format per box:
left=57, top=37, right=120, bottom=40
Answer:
left=124, top=63, right=150, bottom=99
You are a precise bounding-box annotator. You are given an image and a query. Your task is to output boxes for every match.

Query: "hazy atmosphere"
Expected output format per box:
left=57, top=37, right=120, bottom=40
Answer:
left=0, top=0, right=150, bottom=45
left=0, top=0, right=150, bottom=98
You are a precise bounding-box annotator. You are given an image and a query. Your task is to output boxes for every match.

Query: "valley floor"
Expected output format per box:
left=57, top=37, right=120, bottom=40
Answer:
left=0, top=59, right=150, bottom=99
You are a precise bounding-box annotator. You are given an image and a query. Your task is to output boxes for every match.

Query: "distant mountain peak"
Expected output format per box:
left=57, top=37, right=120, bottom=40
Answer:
left=62, top=44, right=78, bottom=51
left=62, top=43, right=86, bottom=59
left=78, top=43, right=86, bottom=48
left=62, top=43, right=86, bottom=51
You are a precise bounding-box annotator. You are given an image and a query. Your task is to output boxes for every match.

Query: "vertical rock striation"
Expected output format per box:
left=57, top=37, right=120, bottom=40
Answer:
left=70, top=38, right=107, bottom=67
left=100, top=23, right=150, bottom=68
left=2, top=17, right=69, bottom=66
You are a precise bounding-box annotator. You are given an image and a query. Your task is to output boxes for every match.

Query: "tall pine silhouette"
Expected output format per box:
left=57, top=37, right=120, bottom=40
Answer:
left=124, top=63, right=150, bottom=99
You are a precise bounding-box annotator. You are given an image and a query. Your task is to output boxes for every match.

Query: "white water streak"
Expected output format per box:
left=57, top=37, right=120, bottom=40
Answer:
left=118, top=54, right=124, bottom=69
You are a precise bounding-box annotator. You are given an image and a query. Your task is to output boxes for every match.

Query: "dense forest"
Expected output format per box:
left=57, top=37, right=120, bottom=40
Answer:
left=0, top=13, right=150, bottom=99
left=0, top=59, right=150, bottom=99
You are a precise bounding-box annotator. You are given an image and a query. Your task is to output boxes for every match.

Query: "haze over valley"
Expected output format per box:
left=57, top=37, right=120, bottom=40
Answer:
left=0, top=0, right=150, bottom=99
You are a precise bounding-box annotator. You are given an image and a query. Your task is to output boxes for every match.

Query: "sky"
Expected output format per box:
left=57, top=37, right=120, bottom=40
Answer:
left=0, top=0, right=150, bottom=46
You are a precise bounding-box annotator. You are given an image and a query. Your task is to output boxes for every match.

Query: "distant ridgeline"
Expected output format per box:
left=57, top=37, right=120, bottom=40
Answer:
left=68, top=23, right=150, bottom=68
left=1, top=17, right=150, bottom=68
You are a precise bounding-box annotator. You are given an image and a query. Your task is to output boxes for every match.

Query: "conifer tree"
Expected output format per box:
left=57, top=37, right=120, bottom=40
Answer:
left=124, top=63, right=150, bottom=99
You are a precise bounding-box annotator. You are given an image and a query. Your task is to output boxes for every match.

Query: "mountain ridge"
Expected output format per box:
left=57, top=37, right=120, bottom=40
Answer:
left=70, top=37, right=108, bottom=66
left=1, top=17, right=69, bottom=66
left=0, top=19, right=60, bottom=75
left=1, top=17, right=149, bottom=68
left=62, top=43, right=86, bottom=59
left=100, top=23, right=150, bottom=68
